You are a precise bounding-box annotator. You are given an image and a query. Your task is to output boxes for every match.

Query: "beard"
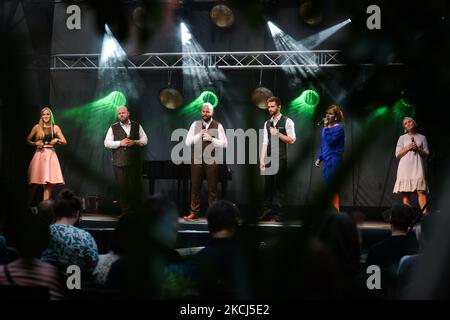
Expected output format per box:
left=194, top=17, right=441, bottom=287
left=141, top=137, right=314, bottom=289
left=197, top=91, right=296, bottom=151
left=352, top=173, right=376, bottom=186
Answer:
left=202, top=115, right=211, bottom=122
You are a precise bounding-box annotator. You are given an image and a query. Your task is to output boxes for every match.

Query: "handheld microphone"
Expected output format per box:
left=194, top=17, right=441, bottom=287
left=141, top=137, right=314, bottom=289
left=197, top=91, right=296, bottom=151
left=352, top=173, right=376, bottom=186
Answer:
left=411, top=137, right=417, bottom=154
left=317, top=118, right=326, bottom=126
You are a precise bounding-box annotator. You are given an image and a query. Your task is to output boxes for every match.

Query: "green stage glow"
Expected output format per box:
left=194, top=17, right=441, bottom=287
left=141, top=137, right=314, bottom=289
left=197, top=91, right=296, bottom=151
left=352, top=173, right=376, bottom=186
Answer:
left=62, top=91, right=126, bottom=132
left=366, top=105, right=389, bottom=124
left=199, top=91, right=219, bottom=107
left=179, top=91, right=219, bottom=117
left=392, top=97, right=416, bottom=121
left=289, top=89, right=320, bottom=119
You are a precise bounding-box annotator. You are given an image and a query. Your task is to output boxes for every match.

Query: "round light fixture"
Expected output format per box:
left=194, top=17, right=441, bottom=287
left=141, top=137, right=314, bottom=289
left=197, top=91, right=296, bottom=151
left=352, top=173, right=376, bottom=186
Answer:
left=210, top=4, right=235, bottom=28
left=252, top=87, right=273, bottom=109
left=160, top=88, right=183, bottom=110
left=299, top=1, right=323, bottom=25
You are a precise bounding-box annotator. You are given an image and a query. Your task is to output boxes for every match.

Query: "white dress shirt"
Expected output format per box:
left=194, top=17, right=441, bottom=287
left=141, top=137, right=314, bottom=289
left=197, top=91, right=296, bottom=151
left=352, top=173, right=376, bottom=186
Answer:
left=104, top=120, right=148, bottom=149
left=185, top=119, right=228, bottom=148
left=262, top=113, right=296, bottom=145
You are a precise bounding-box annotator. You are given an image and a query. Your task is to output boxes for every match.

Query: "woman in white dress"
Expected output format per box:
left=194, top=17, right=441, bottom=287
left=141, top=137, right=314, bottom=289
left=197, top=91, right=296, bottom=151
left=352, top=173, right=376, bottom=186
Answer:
left=393, top=117, right=429, bottom=212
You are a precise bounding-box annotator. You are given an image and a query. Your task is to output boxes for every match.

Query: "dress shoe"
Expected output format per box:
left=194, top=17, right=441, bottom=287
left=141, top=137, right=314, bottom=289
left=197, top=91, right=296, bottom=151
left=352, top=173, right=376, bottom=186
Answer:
left=183, top=213, right=199, bottom=221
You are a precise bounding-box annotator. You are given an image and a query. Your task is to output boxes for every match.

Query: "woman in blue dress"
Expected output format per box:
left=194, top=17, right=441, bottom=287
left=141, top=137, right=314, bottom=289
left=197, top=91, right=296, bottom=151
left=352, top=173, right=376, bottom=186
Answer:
left=314, top=105, right=345, bottom=211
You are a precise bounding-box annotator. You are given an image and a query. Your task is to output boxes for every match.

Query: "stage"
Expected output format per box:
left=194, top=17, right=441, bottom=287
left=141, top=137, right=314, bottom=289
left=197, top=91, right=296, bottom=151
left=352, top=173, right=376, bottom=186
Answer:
left=79, top=212, right=391, bottom=256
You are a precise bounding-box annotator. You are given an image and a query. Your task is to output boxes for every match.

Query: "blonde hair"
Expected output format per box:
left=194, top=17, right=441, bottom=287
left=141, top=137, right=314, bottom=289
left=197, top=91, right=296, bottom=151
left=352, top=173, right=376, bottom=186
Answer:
left=35, top=107, right=55, bottom=140
left=327, top=105, right=345, bottom=124
left=402, top=117, right=417, bottom=133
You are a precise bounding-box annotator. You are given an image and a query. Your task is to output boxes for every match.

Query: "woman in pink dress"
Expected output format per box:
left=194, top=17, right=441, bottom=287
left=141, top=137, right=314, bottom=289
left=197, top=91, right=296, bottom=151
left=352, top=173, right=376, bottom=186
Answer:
left=393, top=117, right=429, bottom=213
left=27, top=107, right=67, bottom=201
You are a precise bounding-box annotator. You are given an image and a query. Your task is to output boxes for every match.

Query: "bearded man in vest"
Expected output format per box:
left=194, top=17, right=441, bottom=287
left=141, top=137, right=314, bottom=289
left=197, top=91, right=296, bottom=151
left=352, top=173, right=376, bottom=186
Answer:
left=104, top=106, right=148, bottom=214
left=184, top=103, right=228, bottom=221
left=259, top=96, right=296, bottom=222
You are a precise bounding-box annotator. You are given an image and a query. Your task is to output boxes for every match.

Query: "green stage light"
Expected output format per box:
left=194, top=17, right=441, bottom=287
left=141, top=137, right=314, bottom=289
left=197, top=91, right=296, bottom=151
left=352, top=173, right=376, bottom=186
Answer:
left=179, top=90, right=219, bottom=117
left=392, top=97, right=416, bottom=121
left=289, top=89, right=320, bottom=119
left=62, top=91, right=126, bottom=131
left=366, top=105, right=389, bottom=124
left=199, top=91, right=219, bottom=107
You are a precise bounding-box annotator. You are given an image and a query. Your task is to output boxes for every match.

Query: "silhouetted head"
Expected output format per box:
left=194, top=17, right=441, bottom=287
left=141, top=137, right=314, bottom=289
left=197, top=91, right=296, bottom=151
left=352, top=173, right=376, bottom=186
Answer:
left=54, top=189, right=82, bottom=223
left=206, top=200, right=239, bottom=237
left=390, top=204, right=415, bottom=232
left=37, top=199, right=55, bottom=225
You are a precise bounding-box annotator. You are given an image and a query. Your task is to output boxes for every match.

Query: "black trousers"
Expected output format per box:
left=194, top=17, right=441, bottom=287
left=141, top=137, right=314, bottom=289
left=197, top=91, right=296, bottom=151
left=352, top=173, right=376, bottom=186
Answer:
left=263, top=157, right=287, bottom=216
left=113, top=164, right=141, bottom=214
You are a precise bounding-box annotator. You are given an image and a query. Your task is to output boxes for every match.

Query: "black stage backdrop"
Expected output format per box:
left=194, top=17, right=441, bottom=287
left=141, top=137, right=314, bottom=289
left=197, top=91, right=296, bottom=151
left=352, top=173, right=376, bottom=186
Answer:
left=3, top=0, right=449, bottom=214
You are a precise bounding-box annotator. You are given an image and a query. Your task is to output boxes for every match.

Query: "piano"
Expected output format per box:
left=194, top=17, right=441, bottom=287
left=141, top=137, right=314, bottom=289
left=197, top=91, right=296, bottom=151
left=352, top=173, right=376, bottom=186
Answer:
left=143, top=160, right=232, bottom=211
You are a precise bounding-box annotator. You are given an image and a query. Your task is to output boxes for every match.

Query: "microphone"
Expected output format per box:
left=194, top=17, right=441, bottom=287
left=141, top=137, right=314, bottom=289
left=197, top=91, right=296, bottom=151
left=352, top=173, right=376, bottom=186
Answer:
left=317, top=118, right=326, bottom=126
left=411, top=137, right=417, bottom=154
left=269, top=120, right=275, bottom=128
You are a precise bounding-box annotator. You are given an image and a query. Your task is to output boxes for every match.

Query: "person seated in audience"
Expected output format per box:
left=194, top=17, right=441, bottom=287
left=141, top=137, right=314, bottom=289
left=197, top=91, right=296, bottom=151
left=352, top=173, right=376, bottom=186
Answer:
left=366, top=204, right=419, bottom=297
left=317, top=211, right=363, bottom=298
left=366, top=204, right=418, bottom=269
left=193, top=200, right=251, bottom=299
left=0, top=235, right=9, bottom=265
left=0, top=214, right=65, bottom=299
left=36, top=199, right=56, bottom=225
left=93, top=214, right=131, bottom=285
left=106, top=194, right=193, bottom=299
left=41, top=189, right=99, bottom=277
left=397, top=213, right=434, bottom=297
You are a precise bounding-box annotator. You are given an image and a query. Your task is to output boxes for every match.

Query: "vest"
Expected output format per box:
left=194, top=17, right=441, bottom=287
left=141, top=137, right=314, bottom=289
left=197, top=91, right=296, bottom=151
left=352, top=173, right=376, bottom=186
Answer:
left=111, top=121, right=141, bottom=167
left=266, top=115, right=288, bottom=160
left=192, top=119, right=220, bottom=164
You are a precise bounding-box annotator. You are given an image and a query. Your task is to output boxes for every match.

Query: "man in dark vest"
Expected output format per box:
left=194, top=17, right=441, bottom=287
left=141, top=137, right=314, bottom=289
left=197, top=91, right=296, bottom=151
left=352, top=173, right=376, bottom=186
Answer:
left=259, top=96, right=296, bottom=221
left=104, top=106, right=148, bottom=214
left=184, top=103, right=228, bottom=221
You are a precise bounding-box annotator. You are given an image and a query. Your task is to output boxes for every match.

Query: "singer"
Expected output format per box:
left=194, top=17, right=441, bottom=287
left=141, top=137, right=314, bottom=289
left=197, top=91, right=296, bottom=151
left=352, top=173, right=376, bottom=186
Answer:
left=184, top=103, right=228, bottom=221
left=27, top=106, right=67, bottom=204
left=393, top=117, right=429, bottom=213
left=314, top=105, right=345, bottom=211
left=104, top=105, right=148, bottom=214
left=259, top=96, right=296, bottom=221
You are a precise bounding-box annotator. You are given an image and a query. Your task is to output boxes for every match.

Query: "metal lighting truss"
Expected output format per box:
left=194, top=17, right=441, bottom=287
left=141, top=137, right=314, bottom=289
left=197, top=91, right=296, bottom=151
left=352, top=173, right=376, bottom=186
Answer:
left=49, top=50, right=346, bottom=70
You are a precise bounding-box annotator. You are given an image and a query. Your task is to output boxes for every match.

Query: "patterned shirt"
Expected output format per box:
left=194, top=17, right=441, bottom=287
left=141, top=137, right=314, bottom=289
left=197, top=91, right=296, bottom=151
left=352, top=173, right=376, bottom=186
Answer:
left=41, top=224, right=99, bottom=273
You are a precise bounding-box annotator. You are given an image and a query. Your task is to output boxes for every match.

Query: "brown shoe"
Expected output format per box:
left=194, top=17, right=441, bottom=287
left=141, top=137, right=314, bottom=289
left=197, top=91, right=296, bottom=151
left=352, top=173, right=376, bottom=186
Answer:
left=183, top=213, right=199, bottom=221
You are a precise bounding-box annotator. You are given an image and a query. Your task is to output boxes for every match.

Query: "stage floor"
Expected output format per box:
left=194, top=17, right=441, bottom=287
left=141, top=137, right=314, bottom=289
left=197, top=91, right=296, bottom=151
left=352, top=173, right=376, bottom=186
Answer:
left=79, top=213, right=391, bottom=255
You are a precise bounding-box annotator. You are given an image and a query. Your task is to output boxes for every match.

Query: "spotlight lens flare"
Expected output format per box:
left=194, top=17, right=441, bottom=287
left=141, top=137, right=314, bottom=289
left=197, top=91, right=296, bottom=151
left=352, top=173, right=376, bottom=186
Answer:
left=180, top=22, right=192, bottom=46
left=268, top=21, right=282, bottom=36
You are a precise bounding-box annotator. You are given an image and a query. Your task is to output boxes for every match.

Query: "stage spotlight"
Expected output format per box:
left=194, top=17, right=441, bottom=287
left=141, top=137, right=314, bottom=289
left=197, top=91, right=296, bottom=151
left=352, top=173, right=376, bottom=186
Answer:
left=180, top=22, right=192, bottom=46
left=367, top=106, right=389, bottom=124
left=160, top=88, right=183, bottom=110
left=210, top=4, right=235, bottom=28
left=199, top=90, right=219, bottom=107
left=299, top=17, right=352, bottom=49
left=180, top=90, right=219, bottom=117
left=62, top=91, right=127, bottom=126
left=392, top=96, right=416, bottom=121
left=267, top=21, right=282, bottom=36
left=299, top=1, right=323, bottom=25
left=300, top=89, right=320, bottom=108
left=289, top=89, right=320, bottom=119
left=252, top=87, right=273, bottom=109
